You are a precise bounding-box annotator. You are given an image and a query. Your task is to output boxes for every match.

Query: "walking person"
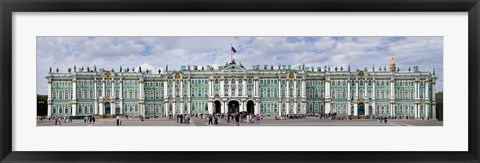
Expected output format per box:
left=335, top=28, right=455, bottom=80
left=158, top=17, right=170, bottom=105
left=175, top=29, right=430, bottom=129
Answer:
left=255, top=114, right=261, bottom=125
left=208, top=114, right=213, bottom=125
left=92, top=116, right=95, bottom=125
left=235, top=113, right=240, bottom=126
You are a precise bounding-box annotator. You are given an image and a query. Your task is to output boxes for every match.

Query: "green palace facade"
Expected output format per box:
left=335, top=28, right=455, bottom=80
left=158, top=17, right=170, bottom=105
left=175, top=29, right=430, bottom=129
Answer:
left=46, top=57, right=438, bottom=119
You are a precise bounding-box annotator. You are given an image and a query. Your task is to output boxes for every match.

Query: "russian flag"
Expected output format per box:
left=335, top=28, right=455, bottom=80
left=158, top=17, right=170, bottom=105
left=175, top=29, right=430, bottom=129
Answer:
left=231, top=46, right=237, bottom=53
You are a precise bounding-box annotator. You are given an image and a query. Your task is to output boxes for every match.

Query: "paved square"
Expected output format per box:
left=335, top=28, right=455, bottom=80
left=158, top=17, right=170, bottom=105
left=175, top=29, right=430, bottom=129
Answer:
left=37, top=117, right=443, bottom=126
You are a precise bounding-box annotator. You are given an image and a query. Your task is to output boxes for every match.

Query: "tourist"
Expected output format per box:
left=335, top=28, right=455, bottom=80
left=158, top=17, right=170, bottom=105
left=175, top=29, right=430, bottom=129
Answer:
left=214, top=114, right=218, bottom=125
left=92, top=116, right=95, bottom=125
left=116, top=115, right=120, bottom=126
left=235, top=113, right=240, bottom=126
left=255, top=114, right=261, bottom=125
left=208, top=114, right=213, bottom=125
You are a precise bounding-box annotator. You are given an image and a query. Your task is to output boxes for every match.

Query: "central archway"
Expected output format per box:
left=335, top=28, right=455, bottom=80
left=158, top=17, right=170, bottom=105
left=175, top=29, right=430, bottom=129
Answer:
left=105, top=102, right=111, bottom=115
left=247, top=100, right=255, bottom=115
left=358, top=102, right=365, bottom=115
left=228, top=100, right=240, bottom=113
left=214, top=100, right=221, bottom=114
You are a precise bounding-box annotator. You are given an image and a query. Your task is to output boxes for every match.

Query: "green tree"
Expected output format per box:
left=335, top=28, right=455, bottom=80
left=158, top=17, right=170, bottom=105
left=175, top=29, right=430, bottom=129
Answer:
left=37, top=94, right=48, bottom=116
left=435, top=91, right=443, bottom=121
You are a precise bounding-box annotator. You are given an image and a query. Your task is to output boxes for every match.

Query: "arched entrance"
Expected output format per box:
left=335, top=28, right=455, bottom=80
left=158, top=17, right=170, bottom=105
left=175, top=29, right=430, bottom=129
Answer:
left=358, top=102, right=365, bottom=115
left=105, top=102, right=111, bottom=115
left=214, top=100, right=221, bottom=114
left=247, top=100, right=255, bottom=114
left=368, top=106, right=373, bottom=115
left=228, top=100, right=240, bottom=113
left=115, top=104, right=120, bottom=115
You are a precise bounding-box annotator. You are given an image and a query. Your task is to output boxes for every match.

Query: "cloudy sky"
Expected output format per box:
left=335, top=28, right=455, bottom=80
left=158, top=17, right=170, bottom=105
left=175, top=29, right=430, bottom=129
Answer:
left=37, top=36, right=443, bottom=95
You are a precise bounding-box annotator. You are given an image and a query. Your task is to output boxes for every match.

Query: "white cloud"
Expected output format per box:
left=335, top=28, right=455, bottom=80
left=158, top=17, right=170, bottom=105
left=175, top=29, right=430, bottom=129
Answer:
left=37, top=36, right=443, bottom=94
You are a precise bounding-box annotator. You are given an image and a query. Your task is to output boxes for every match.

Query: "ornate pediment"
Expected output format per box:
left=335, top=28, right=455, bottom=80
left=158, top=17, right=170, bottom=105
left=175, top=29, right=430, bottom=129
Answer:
left=221, top=60, right=246, bottom=73
left=354, top=70, right=369, bottom=77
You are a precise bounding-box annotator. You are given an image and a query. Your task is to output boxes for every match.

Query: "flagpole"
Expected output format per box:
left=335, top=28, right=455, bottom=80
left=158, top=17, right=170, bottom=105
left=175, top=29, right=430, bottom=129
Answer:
left=230, top=43, right=233, bottom=61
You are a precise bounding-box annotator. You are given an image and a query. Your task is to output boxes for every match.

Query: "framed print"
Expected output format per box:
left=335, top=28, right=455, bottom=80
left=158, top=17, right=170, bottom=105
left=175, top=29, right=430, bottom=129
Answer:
left=1, top=0, right=479, bottom=162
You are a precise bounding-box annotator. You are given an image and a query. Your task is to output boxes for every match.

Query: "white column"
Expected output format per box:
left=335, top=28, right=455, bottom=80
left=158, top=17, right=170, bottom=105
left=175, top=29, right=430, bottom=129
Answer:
left=172, top=80, right=176, bottom=97
left=187, top=102, right=191, bottom=114
left=47, top=80, right=52, bottom=116
left=243, top=79, right=247, bottom=97
left=354, top=80, right=358, bottom=116
left=390, top=80, right=394, bottom=99
left=302, top=79, right=306, bottom=98
left=164, top=103, right=168, bottom=117
left=432, top=82, right=437, bottom=119
left=278, top=79, right=282, bottom=98
left=208, top=101, right=213, bottom=114
left=364, top=80, right=367, bottom=98
left=286, top=80, right=290, bottom=97
left=172, top=102, right=176, bottom=115
left=347, top=80, right=351, bottom=115
left=390, top=104, right=394, bottom=116
left=72, top=79, right=77, bottom=116
left=293, top=79, right=297, bottom=97
left=372, top=79, right=376, bottom=115
left=139, top=80, right=145, bottom=117
left=293, top=102, right=297, bottom=114
left=365, top=103, right=370, bottom=115
left=111, top=80, right=115, bottom=99
left=278, top=102, right=282, bottom=116
left=414, top=104, right=418, bottom=118
left=235, top=79, right=239, bottom=96
left=222, top=101, right=226, bottom=113
left=325, top=80, right=331, bottom=113
left=118, top=80, right=122, bottom=115
left=353, top=103, right=358, bottom=116
left=102, top=79, right=106, bottom=97
left=286, top=103, right=290, bottom=114
left=228, top=80, right=232, bottom=96
left=208, top=79, right=212, bottom=97
left=255, top=102, right=260, bottom=115
left=163, top=81, right=168, bottom=98
left=180, top=102, right=184, bottom=114
left=180, top=80, right=183, bottom=97
left=99, top=102, right=104, bottom=115
left=255, top=79, right=259, bottom=97
left=425, top=81, right=430, bottom=118
left=355, top=80, right=359, bottom=99
left=188, top=79, right=191, bottom=98
left=220, top=79, right=225, bottom=97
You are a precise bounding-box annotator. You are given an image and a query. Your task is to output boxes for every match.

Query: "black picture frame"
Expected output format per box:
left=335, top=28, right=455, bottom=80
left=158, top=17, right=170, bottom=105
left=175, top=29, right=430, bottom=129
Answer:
left=1, top=0, right=479, bottom=162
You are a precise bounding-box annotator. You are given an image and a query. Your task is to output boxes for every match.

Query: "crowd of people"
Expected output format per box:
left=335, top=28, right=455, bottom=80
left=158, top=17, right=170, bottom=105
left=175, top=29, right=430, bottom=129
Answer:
left=168, top=112, right=263, bottom=126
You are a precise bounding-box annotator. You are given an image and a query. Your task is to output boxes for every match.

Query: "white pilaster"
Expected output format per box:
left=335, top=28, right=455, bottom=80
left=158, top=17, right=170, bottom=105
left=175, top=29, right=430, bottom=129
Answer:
left=243, top=79, right=247, bottom=97
left=302, top=79, right=306, bottom=98
left=235, top=79, right=239, bottom=96
left=293, top=103, right=297, bottom=114
left=208, top=79, right=212, bottom=97
left=180, top=102, right=184, bottom=114
left=286, top=103, right=290, bottom=114
left=347, top=80, right=351, bottom=115
left=208, top=101, right=213, bottom=114
left=220, top=79, right=225, bottom=97
left=72, top=79, right=77, bottom=116
left=293, top=79, right=297, bottom=97
left=163, top=81, right=168, bottom=98
left=47, top=81, right=52, bottom=116
left=164, top=103, right=168, bottom=117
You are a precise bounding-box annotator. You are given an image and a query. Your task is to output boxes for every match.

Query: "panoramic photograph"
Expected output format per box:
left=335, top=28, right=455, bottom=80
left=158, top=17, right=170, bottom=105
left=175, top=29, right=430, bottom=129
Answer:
left=36, top=36, right=443, bottom=126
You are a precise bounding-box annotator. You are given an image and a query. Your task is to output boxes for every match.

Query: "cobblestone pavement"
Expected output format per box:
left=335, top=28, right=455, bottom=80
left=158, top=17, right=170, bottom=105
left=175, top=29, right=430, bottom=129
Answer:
left=37, top=117, right=443, bottom=126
